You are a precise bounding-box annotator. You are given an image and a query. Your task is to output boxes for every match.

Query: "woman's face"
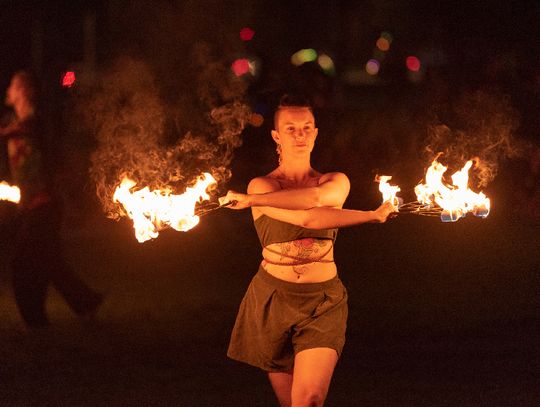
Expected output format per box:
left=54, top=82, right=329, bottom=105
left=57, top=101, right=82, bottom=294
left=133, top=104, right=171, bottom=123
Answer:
left=5, top=77, right=23, bottom=107
left=272, top=107, right=318, bottom=158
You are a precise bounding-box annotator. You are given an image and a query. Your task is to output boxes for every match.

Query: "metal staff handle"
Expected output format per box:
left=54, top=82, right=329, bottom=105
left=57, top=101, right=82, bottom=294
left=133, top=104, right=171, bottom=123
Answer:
left=395, top=201, right=443, bottom=217
left=195, top=200, right=236, bottom=217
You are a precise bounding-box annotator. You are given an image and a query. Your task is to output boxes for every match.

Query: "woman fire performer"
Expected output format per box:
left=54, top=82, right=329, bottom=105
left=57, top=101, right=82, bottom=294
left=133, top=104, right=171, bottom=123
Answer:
left=222, top=95, right=395, bottom=407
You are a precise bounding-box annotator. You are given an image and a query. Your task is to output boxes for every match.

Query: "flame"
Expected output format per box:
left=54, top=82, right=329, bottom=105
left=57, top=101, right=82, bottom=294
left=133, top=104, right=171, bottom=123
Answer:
left=415, top=159, right=490, bottom=222
left=376, top=175, right=401, bottom=209
left=113, top=172, right=217, bottom=242
left=0, top=181, right=21, bottom=203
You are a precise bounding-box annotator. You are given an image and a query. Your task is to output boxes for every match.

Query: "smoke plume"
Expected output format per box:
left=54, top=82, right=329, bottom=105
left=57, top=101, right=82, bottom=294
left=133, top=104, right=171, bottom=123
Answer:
left=423, top=90, right=522, bottom=187
left=84, top=56, right=251, bottom=219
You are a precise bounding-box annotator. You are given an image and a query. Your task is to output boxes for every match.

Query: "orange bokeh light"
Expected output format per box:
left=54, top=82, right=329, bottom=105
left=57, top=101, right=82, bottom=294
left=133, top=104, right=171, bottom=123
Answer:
left=376, top=37, right=390, bottom=51
left=250, top=113, right=264, bottom=127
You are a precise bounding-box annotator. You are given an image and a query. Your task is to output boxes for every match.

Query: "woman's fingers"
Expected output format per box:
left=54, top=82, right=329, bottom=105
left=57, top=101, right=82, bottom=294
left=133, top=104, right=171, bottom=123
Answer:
left=218, top=195, right=230, bottom=206
left=376, top=201, right=396, bottom=222
left=219, top=191, right=250, bottom=209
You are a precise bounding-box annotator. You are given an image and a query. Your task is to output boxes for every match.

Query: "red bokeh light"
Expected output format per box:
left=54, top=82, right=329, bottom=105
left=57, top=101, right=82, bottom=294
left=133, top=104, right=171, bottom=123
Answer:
left=406, top=56, right=421, bottom=72
left=62, top=71, right=76, bottom=87
left=239, top=27, right=255, bottom=41
left=231, top=59, right=250, bottom=76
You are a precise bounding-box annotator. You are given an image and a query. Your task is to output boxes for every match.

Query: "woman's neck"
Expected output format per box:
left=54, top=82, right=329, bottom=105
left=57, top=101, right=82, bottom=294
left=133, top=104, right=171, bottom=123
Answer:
left=277, top=160, right=314, bottom=182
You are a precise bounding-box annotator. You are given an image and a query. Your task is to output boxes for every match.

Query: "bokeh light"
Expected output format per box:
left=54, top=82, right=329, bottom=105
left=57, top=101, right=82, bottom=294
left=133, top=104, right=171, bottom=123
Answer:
left=248, top=59, right=259, bottom=76
left=376, top=37, right=390, bottom=52
left=291, top=48, right=318, bottom=66
left=317, top=54, right=335, bottom=75
left=62, top=71, right=76, bottom=87
left=365, top=59, right=380, bottom=75
left=406, top=56, right=421, bottom=72
left=407, top=70, right=423, bottom=83
left=239, top=27, right=255, bottom=41
left=373, top=49, right=387, bottom=61
left=231, top=58, right=250, bottom=76
left=381, top=31, right=394, bottom=43
left=249, top=113, right=264, bottom=127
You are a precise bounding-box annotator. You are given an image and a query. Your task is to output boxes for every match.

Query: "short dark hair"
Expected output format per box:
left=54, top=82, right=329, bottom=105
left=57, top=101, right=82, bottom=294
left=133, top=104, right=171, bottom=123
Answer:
left=274, top=94, right=313, bottom=130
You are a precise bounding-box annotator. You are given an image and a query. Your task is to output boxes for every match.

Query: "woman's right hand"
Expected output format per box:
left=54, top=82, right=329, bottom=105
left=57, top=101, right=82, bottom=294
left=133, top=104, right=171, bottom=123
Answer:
left=373, top=201, right=397, bottom=223
left=218, top=190, right=251, bottom=210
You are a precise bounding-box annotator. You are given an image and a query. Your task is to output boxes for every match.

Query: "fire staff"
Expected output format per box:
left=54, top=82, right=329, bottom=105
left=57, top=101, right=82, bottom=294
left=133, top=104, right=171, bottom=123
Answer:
left=222, top=95, right=394, bottom=407
left=0, top=71, right=103, bottom=328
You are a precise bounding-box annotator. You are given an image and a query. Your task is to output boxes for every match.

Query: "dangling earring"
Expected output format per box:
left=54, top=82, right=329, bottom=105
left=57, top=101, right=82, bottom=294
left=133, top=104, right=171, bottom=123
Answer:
left=276, top=144, right=282, bottom=165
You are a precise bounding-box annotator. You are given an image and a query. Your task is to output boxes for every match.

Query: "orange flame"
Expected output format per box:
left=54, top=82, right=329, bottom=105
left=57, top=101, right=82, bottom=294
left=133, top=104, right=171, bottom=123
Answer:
left=113, top=173, right=217, bottom=242
left=376, top=175, right=401, bottom=210
left=0, top=181, right=21, bottom=203
left=415, top=159, right=490, bottom=221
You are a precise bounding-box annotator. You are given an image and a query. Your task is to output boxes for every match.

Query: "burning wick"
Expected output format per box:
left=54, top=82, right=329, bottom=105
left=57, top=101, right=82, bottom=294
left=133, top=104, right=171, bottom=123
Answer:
left=0, top=181, right=21, bottom=203
left=375, top=175, right=402, bottom=210
left=113, top=172, right=217, bottom=243
left=377, top=159, right=491, bottom=223
left=414, top=159, right=490, bottom=222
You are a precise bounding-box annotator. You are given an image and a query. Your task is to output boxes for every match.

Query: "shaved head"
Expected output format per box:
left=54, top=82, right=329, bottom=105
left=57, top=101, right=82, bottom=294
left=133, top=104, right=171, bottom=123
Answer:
left=273, top=94, right=313, bottom=130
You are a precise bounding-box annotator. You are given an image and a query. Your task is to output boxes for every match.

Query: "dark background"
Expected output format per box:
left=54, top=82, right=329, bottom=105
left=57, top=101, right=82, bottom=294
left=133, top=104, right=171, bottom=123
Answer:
left=0, top=1, right=539, bottom=405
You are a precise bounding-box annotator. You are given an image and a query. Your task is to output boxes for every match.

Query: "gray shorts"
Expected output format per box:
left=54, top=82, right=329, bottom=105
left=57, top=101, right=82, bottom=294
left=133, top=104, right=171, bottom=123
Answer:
left=227, top=264, right=348, bottom=372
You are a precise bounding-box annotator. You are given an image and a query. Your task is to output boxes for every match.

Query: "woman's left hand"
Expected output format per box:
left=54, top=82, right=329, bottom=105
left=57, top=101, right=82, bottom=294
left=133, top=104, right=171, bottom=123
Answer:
left=219, top=190, right=251, bottom=209
left=373, top=201, right=397, bottom=223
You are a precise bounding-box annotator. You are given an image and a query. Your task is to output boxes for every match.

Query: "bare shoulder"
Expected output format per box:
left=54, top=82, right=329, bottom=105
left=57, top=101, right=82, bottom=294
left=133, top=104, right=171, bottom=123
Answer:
left=248, top=176, right=282, bottom=220
left=318, top=172, right=350, bottom=207
left=247, top=176, right=281, bottom=194
left=318, top=171, right=350, bottom=185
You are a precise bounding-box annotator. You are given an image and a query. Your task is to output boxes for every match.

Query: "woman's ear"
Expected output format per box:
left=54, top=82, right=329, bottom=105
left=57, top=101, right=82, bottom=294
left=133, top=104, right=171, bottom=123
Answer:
left=271, top=130, right=280, bottom=144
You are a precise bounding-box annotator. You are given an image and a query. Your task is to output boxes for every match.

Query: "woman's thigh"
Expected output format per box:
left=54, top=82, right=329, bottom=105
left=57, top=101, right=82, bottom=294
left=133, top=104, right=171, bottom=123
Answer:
left=292, top=347, right=338, bottom=402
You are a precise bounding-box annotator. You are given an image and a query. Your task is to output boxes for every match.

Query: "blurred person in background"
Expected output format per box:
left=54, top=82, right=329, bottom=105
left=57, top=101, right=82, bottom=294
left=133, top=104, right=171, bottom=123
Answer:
left=0, top=70, right=103, bottom=328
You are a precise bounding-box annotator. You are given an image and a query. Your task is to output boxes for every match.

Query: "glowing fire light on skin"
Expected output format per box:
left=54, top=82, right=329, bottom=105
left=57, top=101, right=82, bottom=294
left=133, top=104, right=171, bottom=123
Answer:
left=113, top=173, right=217, bottom=243
left=376, top=175, right=401, bottom=210
left=415, top=159, right=490, bottom=222
left=0, top=181, right=20, bottom=203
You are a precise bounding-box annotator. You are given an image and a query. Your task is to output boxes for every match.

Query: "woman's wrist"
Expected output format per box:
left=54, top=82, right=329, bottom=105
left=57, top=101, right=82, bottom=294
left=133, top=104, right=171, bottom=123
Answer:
left=247, top=193, right=258, bottom=207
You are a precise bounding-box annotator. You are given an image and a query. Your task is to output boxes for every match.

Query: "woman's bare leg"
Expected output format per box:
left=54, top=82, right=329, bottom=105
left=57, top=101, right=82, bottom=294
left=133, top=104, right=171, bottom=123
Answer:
left=268, top=370, right=293, bottom=407
left=291, top=348, right=338, bottom=407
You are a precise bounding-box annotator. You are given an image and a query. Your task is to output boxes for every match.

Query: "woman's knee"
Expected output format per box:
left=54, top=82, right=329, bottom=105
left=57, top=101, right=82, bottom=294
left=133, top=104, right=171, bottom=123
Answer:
left=292, top=385, right=326, bottom=407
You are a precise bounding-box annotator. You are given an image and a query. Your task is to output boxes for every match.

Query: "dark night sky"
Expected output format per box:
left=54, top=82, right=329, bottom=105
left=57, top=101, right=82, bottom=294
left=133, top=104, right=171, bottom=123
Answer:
left=0, top=1, right=538, bottom=192
left=1, top=1, right=538, bottom=87
left=1, top=0, right=538, bottom=206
